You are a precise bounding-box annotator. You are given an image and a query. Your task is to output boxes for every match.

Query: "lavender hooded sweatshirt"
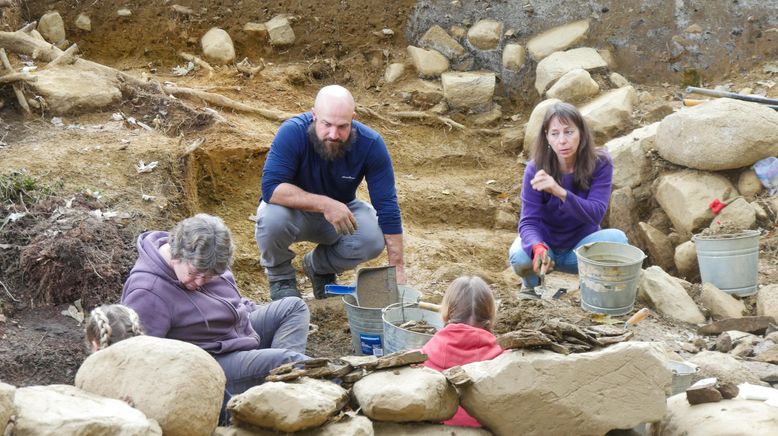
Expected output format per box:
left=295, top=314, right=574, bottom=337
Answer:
left=519, top=153, right=613, bottom=256
left=121, top=231, right=260, bottom=354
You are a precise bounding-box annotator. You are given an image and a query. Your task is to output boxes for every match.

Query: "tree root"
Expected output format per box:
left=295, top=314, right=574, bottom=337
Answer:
left=162, top=85, right=296, bottom=122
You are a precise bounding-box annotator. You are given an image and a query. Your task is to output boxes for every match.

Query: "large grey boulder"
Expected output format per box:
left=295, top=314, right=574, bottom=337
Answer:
left=534, top=47, right=608, bottom=95
left=0, top=383, right=14, bottom=432
left=709, top=197, right=757, bottom=232
left=701, top=283, right=746, bottom=320
left=655, top=98, right=778, bottom=171
left=458, top=342, right=669, bottom=436
left=467, top=19, right=502, bottom=50
left=579, top=86, right=637, bottom=141
left=688, top=351, right=765, bottom=385
left=419, top=25, right=465, bottom=60
left=38, top=11, right=66, bottom=44
left=545, top=68, right=599, bottom=102
left=638, top=266, right=705, bottom=324
left=76, top=336, right=224, bottom=436
left=757, top=284, right=778, bottom=320
left=228, top=378, right=348, bottom=433
left=654, top=170, right=735, bottom=236
left=201, top=27, right=236, bottom=64
left=441, top=71, right=495, bottom=113
left=605, top=122, right=658, bottom=189
left=527, top=19, right=590, bottom=61
left=353, top=366, right=458, bottom=422
left=406, top=46, right=449, bottom=78
left=14, top=385, right=161, bottom=435
left=523, top=98, right=561, bottom=153
left=30, top=65, right=121, bottom=115
left=657, top=394, right=778, bottom=435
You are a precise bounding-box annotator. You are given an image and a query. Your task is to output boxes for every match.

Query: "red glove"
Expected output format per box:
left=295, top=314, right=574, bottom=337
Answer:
left=532, top=243, right=550, bottom=274
left=709, top=198, right=725, bottom=215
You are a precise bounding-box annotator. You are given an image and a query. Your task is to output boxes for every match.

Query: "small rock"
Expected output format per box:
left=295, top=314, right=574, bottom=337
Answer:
left=266, top=15, right=296, bottom=47
left=686, top=379, right=722, bottom=405
left=685, top=24, right=704, bottom=33
left=494, top=209, right=518, bottom=230
left=117, top=8, right=132, bottom=17
left=698, top=316, right=777, bottom=336
left=467, top=19, right=502, bottom=50
left=201, top=27, right=235, bottom=65
left=738, top=169, right=763, bottom=200
left=609, top=72, right=630, bottom=88
left=715, top=332, right=732, bottom=353
left=171, top=4, right=195, bottom=15
left=38, top=11, right=66, bottom=43
left=406, top=46, right=449, bottom=78
left=700, top=283, right=746, bottom=320
left=384, top=63, right=406, bottom=83
left=717, top=382, right=739, bottom=399
left=74, top=14, right=91, bottom=32
left=449, top=25, right=467, bottom=40
left=243, top=22, right=268, bottom=39
left=419, top=25, right=465, bottom=60
left=502, top=43, right=526, bottom=71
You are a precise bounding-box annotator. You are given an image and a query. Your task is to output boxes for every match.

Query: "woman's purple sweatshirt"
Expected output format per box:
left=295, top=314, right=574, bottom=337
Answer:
left=519, top=154, right=613, bottom=256
left=121, top=231, right=260, bottom=354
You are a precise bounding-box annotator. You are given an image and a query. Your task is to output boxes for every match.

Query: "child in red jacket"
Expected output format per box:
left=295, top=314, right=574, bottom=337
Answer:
left=421, top=276, right=504, bottom=428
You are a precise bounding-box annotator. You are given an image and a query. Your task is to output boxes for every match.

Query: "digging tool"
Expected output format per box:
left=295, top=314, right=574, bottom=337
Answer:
left=685, top=86, right=778, bottom=111
left=324, top=266, right=401, bottom=308
left=623, top=307, right=652, bottom=329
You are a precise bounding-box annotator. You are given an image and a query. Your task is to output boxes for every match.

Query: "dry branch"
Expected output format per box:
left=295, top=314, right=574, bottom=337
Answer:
left=179, top=51, right=214, bottom=76
left=0, top=71, right=35, bottom=84
left=18, top=22, right=36, bottom=33
left=45, top=43, right=79, bottom=69
left=0, top=48, right=30, bottom=115
left=162, top=85, right=296, bottom=122
left=29, top=29, right=46, bottom=42
left=356, top=104, right=400, bottom=125
left=389, top=110, right=465, bottom=130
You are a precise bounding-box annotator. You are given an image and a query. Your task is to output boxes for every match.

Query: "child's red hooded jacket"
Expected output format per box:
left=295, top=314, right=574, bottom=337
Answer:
left=421, top=323, right=504, bottom=427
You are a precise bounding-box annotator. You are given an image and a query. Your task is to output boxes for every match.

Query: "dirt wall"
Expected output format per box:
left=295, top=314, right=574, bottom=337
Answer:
left=408, top=0, right=778, bottom=100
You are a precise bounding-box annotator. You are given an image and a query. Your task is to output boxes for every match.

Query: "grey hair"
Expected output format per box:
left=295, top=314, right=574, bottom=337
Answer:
left=169, top=213, right=234, bottom=275
left=85, top=304, right=144, bottom=351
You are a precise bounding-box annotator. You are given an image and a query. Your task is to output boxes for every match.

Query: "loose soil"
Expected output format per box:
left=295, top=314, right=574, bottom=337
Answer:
left=1, top=1, right=778, bottom=388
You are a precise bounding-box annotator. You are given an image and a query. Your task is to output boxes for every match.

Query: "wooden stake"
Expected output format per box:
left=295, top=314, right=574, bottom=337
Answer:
left=0, top=48, right=31, bottom=115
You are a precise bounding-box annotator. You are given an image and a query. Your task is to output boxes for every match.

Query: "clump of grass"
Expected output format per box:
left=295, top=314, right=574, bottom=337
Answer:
left=0, top=170, right=57, bottom=205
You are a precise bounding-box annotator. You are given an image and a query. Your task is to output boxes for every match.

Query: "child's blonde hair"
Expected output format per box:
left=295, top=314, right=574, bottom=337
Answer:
left=85, top=304, right=144, bottom=351
left=440, top=276, right=496, bottom=332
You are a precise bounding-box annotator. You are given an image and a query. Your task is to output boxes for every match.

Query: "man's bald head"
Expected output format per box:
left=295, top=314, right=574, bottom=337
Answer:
left=310, top=85, right=357, bottom=160
left=313, top=85, right=355, bottom=115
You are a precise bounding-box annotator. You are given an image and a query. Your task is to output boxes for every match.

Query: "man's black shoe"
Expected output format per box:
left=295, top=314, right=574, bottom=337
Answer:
left=303, top=251, right=336, bottom=299
left=269, top=278, right=300, bottom=300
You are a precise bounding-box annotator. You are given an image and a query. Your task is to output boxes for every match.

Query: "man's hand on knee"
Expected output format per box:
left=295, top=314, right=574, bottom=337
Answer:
left=321, top=198, right=358, bottom=235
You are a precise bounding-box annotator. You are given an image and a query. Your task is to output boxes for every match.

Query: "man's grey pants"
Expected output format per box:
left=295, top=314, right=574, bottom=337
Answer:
left=255, top=199, right=386, bottom=281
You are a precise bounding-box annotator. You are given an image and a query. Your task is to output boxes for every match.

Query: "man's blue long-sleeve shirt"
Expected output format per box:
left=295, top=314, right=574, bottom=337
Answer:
left=261, top=112, right=403, bottom=234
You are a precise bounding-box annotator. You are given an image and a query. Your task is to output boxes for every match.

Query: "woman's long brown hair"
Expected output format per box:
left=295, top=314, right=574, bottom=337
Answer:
left=531, top=102, right=603, bottom=190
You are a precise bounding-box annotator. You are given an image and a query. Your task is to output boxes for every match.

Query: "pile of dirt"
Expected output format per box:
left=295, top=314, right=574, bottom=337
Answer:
left=1, top=191, right=135, bottom=310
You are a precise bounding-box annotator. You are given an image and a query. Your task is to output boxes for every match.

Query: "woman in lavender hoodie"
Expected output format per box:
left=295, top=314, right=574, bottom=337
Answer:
left=508, top=102, right=628, bottom=298
left=121, top=214, right=309, bottom=408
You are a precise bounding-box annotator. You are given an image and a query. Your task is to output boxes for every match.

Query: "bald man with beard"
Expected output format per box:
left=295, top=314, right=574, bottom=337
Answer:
left=255, top=85, right=405, bottom=300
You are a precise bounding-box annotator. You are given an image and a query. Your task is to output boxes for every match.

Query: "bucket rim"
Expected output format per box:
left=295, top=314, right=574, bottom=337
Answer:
left=381, top=302, right=437, bottom=338
left=575, top=241, right=646, bottom=266
left=691, top=228, right=761, bottom=242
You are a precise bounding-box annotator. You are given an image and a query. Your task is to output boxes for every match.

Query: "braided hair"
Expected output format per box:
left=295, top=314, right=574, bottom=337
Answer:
left=85, top=304, right=144, bottom=352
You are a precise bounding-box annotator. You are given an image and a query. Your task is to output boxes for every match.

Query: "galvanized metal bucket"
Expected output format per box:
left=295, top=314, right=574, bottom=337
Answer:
left=576, top=242, right=646, bottom=316
left=667, top=360, right=699, bottom=396
left=382, top=302, right=444, bottom=354
left=343, top=286, right=421, bottom=356
left=692, top=229, right=760, bottom=297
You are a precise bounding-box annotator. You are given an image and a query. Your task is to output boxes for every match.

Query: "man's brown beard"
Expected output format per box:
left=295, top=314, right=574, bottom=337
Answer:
left=307, top=122, right=357, bottom=161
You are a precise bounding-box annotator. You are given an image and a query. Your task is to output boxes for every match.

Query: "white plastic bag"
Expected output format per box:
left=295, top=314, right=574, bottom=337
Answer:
left=752, top=157, right=778, bottom=196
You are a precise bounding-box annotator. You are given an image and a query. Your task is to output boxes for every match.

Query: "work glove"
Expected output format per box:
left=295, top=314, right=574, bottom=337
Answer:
left=532, top=243, right=553, bottom=275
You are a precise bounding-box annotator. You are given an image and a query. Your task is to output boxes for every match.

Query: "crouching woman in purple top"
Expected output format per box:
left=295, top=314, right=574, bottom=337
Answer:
left=508, top=102, right=628, bottom=297
left=121, top=214, right=309, bottom=414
